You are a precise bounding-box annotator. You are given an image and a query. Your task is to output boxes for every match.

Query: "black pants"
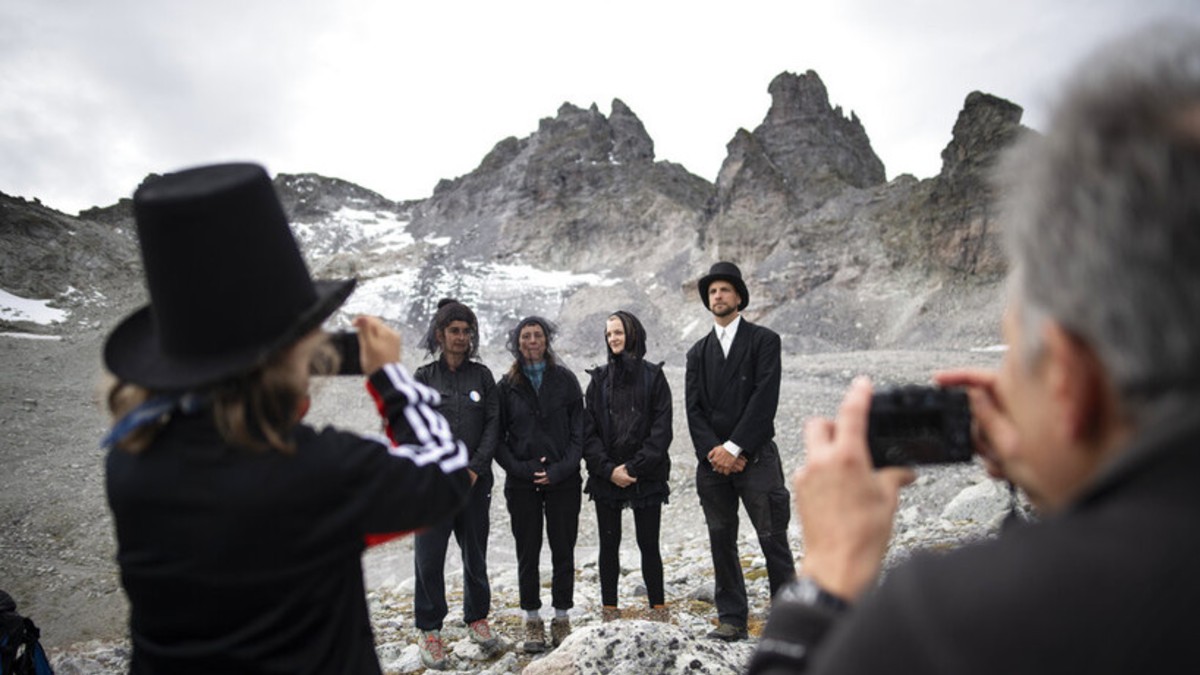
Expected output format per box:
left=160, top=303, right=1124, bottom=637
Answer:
left=413, top=473, right=493, bottom=631
left=594, top=499, right=665, bottom=607
left=695, top=441, right=795, bottom=628
left=505, top=482, right=581, bottom=611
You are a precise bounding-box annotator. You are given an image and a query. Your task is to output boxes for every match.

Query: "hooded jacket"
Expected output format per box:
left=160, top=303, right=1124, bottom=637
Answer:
left=582, top=358, right=672, bottom=504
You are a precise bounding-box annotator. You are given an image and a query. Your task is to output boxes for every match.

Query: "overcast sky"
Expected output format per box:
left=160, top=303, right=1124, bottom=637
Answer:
left=3, top=0, right=1197, bottom=215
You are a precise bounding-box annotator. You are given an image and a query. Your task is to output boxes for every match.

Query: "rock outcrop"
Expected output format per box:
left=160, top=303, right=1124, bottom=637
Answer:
left=707, top=70, right=886, bottom=263
left=878, top=91, right=1026, bottom=277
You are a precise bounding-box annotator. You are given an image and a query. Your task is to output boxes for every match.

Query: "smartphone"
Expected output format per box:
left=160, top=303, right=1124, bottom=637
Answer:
left=328, top=331, right=363, bottom=376
left=867, top=385, right=973, bottom=467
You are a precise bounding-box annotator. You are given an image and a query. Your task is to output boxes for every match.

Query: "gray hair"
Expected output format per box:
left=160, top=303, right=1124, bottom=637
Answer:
left=997, top=21, right=1200, bottom=408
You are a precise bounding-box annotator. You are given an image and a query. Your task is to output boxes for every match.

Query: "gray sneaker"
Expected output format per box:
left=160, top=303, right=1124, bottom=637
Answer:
left=467, top=618, right=499, bottom=653
left=418, top=630, right=448, bottom=670
left=706, top=622, right=748, bottom=641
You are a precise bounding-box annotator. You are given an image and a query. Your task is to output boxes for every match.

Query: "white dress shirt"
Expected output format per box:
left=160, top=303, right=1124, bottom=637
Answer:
left=714, top=315, right=743, bottom=457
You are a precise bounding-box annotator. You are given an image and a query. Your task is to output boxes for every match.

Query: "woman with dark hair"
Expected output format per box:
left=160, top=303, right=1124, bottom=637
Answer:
left=411, top=298, right=501, bottom=669
left=495, top=316, right=584, bottom=653
left=102, top=163, right=471, bottom=674
left=582, top=310, right=673, bottom=623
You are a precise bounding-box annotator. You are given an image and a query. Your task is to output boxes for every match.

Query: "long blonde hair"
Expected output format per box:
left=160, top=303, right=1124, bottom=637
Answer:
left=107, top=333, right=340, bottom=453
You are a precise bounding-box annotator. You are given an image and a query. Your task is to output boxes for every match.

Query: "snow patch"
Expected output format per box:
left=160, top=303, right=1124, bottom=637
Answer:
left=0, top=332, right=63, bottom=341
left=0, top=288, right=68, bottom=325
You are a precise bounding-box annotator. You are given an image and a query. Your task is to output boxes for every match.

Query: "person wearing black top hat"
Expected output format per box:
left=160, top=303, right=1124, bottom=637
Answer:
left=411, top=298, right=501, bottom=669
left=495, top=316, right=584, bottom=652
left=685, top=261, right=795, bottom=641
left=582, top=310, right=673, bottom=623
left=102, top=162, right=472, bottom=674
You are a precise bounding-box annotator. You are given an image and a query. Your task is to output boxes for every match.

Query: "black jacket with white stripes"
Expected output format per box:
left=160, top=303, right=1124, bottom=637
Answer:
left=106, top=362, right=471, bottom=675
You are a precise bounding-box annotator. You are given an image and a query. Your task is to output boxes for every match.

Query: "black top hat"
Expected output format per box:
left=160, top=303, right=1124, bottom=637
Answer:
left=697, top=261, right=749, bottom=311
left=103, top=163, right=356, bottom=391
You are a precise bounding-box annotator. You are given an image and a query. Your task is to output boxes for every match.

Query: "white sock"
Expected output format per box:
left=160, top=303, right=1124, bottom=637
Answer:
left=526, top=610, right=540, bottom=622
left=555, top=608, right=569, bottom=619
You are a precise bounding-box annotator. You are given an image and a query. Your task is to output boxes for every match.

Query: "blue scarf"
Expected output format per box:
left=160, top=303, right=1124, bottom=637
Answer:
left=101, top=392, right=209, bottom=449
left=522, top=361, right=547, bottom=391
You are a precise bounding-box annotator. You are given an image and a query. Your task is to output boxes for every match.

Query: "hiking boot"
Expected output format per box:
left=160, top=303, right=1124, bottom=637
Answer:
left=706, top=622, right=748, bottom=641
left=418, top=630, right=448, bottom=670
left=467, top=618, right=499, bottom=652
left=523, top=619, right=547, bottom=654
left=550, top=616, right=572, bottom=647
left=648, top=604, right=669, bottom=623
left=601, top=605, right=620, bottom=623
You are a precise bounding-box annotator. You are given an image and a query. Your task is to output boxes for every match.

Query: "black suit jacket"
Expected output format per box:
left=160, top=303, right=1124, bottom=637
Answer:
left=685, top=318, right=782, bottom=463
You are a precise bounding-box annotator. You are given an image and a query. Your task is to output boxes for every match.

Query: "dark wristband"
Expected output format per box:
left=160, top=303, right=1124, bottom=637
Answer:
left=778, top=575, right=852, bottom=613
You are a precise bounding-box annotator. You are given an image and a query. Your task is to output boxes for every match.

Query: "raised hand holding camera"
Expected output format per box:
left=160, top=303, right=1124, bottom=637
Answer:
left=796, top=377, right=916, bottom=601
left=352, top=315, right=402, bottom=376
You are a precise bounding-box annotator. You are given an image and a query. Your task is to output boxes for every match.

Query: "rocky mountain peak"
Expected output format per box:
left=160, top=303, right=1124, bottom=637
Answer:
left=758, top=70, right=885, bottom=193
left=707, top=69, right=888, bottom=266
left=939, top=91, right=1025, bottom=184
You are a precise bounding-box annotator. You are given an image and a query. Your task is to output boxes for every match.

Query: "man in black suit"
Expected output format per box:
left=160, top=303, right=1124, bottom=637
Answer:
left=685, top=261, right=795, bottom=641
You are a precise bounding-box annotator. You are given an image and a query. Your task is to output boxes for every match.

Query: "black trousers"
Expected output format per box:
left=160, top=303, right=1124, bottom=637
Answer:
left=505, top=482, right=581, bottom=611
left=594, top=499, right=665, bottom=607
left=413, top=473, right=493, bottom=631
left=695, top=441, right=795, bottom=628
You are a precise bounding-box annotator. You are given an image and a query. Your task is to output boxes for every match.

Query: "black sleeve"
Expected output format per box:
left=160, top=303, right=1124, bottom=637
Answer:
left=625, top=366, right=672, bottom=478
left=686, top=342, right=722, bottom=462
left=470, top=366, right=500, bottom=476
left=546, top=367, right=585, bottom=485
left=729, top=328, right=781, bottom=457
left=582, top=375, right=616, bottom=482
left=350, top=362, right=471, bottom=535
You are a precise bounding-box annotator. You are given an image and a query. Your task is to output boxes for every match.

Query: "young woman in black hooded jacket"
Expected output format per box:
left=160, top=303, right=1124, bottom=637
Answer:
left=582, top=310, right=673, bottom=622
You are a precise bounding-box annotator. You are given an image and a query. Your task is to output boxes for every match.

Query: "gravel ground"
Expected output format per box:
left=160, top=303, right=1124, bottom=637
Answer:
left=0, top=329, right=1004, bottom=673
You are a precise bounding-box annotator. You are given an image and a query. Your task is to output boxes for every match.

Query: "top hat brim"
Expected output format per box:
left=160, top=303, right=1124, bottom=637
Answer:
left=697, top=273, right=749, bottom=311
left=104, top=278, right=356, bottom=391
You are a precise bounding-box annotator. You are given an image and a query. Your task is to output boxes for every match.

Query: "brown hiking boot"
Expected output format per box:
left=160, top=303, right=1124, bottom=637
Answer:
left=706, top=622, right=748, bottom=641
left=601, top=606, right=620, bottom=623
left=550, top=616, right=572, bottom=646
left=523, top=618, right=546, bottom=654
left=648, top=604, right=670, bottom=623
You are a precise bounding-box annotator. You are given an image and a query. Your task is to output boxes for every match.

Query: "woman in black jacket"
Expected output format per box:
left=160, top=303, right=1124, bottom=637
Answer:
left=495, top=316, right=584, bottom=652
left=582, top=310, right=673, bottom=622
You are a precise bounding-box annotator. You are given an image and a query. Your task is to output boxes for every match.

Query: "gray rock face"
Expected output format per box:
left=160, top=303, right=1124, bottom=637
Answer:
left=878, top=92, right=1025, bottom=278
left=412, top=99, right=710, bottom=275
left=0, top=193, right=140, bottom=332
left=708, top=70, right=887, bottom=263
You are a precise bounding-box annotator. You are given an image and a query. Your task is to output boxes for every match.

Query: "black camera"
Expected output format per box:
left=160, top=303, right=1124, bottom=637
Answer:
left=327, top=331, right=363, bottom=376
left=867, top=385, right=973, bottom=467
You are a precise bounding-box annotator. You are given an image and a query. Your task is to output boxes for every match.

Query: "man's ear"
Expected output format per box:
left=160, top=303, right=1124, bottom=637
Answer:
left=1041, top=321, right=1111, bottom=445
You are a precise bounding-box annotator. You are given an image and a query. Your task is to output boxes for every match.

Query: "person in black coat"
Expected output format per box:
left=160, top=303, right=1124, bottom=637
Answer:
left=582, top=310, right=672, bottom=622
left=411, top=298, right=500, bottom=669
left=748, top=23, right=1200, bottom=674
left=495, top=316, right=584, bottom=652
left=685, top=261, right=795, bottom=641
left=102, top=163, right=471, bottom=674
